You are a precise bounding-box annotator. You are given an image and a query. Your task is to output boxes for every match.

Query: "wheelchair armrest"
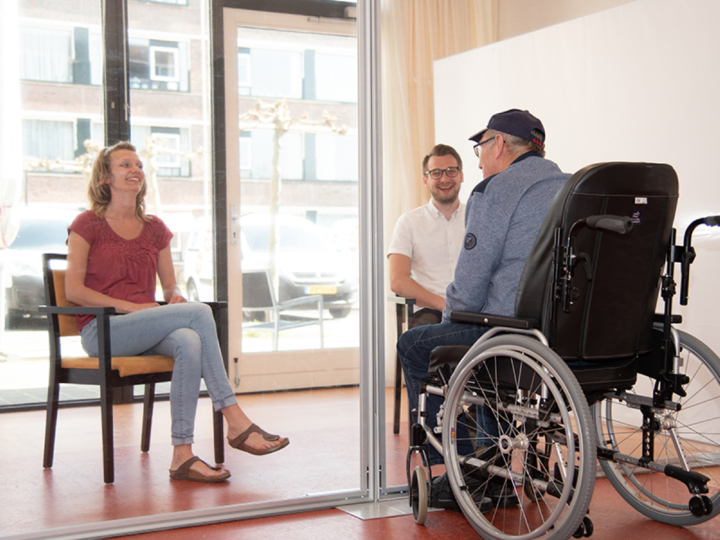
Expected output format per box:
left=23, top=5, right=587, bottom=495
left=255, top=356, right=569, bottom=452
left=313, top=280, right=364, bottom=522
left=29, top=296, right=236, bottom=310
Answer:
left=449, top=310, right=538, bottom=330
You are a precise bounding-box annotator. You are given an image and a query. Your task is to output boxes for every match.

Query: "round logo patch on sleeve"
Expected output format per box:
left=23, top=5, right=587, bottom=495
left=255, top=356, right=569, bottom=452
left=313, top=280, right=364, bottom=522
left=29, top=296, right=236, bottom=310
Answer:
left=464, top=233, right=477, bottom=250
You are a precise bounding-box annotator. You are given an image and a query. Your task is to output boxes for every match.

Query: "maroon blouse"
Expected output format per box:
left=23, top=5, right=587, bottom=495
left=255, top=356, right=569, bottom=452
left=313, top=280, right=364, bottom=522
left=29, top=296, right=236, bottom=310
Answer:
left=68, top=210, right=173, bottom=331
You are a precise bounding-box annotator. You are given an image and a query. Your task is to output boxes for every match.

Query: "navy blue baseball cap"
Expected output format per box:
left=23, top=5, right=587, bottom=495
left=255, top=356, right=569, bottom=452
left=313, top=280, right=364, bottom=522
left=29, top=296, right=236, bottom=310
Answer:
left=469, top=109, right=545, bottom=147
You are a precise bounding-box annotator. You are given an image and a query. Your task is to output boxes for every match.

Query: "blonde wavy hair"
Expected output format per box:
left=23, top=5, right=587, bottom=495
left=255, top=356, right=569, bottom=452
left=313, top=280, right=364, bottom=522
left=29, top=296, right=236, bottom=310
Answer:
left=88, top=141, right=149, bottom=221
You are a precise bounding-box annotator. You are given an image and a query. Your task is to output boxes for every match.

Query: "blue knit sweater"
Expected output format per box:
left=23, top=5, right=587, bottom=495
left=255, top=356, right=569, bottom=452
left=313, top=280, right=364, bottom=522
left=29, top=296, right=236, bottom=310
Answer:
left=443, top=153, right=569, bottom=321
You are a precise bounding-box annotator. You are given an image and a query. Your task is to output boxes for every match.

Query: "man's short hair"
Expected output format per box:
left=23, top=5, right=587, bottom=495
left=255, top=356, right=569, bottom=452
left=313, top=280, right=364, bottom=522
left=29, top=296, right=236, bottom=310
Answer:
left=422, top=144, right=463, bottom=172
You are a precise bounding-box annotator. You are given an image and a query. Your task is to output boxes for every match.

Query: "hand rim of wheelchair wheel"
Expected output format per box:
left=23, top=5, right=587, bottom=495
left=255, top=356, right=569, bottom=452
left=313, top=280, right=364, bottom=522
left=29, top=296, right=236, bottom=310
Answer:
left=441, top=335, right=596, bottom=540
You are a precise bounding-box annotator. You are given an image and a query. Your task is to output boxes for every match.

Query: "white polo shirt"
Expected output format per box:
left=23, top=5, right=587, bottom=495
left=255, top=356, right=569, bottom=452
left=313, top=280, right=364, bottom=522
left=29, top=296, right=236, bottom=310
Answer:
left=387, top=199, right=466, bottom=302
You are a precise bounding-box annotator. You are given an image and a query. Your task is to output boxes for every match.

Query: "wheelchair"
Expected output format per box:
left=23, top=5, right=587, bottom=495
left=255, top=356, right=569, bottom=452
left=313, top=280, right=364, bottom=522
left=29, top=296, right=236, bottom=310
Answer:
left=405, top=162, right=720, bottom=540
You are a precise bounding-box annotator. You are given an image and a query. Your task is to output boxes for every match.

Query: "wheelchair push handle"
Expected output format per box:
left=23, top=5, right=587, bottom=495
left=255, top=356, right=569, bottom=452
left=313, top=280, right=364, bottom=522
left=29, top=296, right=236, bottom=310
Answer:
left=680, top=215, right=720, bottom=305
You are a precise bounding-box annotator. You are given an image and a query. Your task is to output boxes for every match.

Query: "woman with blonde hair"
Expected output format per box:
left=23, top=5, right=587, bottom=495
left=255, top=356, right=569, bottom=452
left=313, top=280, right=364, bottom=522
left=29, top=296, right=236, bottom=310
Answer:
left=66, top=141, right=288, bottom=483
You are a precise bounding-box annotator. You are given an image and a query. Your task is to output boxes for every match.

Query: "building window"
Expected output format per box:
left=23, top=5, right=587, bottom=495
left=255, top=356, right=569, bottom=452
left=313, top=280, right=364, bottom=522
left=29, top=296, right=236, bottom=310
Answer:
left=129, top=38, right=188, bottom=92
left=150, top=46, right=179, bottom=82
left=316, top=52, right=357, bottom=103
left=20, top=27, right=72, bottom=83
left=239, top=129, right=303, bottom=181
left=22, top=119, right=75, bottom=165
left=241, top=47, right=303, bottom=100
left=238, top=48, right=252, bottom=96
left=239, top=133, right=252, bottom=172
left=316, top=129, right=358, bottom=181
left=131, top=125, right=190, bottom=177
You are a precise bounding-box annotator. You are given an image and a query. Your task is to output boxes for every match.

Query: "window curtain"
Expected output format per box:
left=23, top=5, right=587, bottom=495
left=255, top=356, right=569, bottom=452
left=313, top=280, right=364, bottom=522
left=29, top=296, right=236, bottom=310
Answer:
left=380, top=0, right=497, bottom=383
left=22, top=119, right=74, bottom=161
left=381, top=0, right=497, bottom=220
left=20, top=28, right=72, bottom=83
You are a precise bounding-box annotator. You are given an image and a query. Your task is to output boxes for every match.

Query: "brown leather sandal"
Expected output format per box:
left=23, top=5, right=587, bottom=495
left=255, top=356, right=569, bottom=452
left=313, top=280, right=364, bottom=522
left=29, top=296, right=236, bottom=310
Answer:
left=227, top=423, right=290, bottom=456
left=169, top=456, right=231, bottom=483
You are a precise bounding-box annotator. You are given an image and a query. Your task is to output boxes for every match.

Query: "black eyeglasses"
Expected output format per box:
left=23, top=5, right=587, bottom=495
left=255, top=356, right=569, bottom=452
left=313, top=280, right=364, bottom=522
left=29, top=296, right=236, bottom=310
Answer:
left=425, top=167, right=460, bottom=180
left=473, top=137, right=495, bottom=157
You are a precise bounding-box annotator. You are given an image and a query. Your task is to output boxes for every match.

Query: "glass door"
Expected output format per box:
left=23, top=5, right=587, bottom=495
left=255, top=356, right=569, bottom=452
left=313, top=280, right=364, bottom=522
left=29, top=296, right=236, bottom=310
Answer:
left=223, top=6, right=363, bottom=500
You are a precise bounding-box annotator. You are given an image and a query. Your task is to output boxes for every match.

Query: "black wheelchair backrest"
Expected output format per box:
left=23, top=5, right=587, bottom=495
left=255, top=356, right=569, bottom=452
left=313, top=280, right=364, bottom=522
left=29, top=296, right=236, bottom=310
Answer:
left=515, top=162, right=679, bottom=361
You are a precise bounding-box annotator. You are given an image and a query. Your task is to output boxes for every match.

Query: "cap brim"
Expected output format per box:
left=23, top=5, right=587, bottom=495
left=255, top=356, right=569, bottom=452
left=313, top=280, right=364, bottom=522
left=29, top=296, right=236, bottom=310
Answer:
left=469, top=128, right=487, bottom=143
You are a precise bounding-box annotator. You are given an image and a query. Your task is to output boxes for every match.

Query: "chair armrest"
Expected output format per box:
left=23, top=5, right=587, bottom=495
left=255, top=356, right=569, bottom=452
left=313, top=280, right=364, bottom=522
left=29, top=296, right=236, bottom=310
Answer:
left=39, top=305, right=117, bottom=316
left=278, top=295, right=323, bottom=311
left=449, top=310, right=538, bottom=330
left=387, top=295, right=416, bottom=307
left=202, top=301, right=228, bottom=313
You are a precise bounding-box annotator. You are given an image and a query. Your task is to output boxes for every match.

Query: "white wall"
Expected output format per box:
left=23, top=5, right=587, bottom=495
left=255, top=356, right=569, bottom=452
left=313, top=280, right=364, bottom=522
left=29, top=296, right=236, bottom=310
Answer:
left=497, top=0, right=634, bottom=41
left=434, top=0, right=720, bottom=353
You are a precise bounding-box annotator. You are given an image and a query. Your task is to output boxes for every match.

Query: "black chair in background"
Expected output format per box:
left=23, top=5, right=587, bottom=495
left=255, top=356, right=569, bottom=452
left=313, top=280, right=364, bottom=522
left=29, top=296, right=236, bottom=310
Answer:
left=242, top=268, right=324, bottom=351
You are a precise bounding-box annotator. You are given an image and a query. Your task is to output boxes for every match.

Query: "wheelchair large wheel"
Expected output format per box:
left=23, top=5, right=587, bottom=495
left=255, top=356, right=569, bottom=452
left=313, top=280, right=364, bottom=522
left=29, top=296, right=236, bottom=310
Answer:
left=443, top=334, right=596, bottom=540
left=596, top=330, right=720, bottom=525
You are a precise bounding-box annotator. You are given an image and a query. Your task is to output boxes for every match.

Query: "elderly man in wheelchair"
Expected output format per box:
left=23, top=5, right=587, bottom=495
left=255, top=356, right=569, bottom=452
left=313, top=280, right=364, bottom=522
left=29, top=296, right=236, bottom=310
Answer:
left=399, top=112, right=720, bottom=540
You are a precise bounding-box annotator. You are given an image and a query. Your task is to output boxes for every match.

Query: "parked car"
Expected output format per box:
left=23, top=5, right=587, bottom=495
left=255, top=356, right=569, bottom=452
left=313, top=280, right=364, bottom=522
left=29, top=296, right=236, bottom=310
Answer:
left=183, top=213, right=359, bottom=318
left=1, top=210, right=76, bottom=329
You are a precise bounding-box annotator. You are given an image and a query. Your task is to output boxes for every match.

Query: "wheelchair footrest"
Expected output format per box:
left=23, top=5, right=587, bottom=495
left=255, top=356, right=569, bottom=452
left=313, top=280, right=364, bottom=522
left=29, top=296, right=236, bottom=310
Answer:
left=598, top=446, right=711, bottom=495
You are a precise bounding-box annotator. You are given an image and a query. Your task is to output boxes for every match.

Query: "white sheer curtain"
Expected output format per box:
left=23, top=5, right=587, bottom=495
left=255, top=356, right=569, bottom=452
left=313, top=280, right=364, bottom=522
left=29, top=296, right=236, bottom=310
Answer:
left=381, top=0, right=496, bottom=233
left=20, top=27, right=72, bottom=83
left=380, top=0, right=497, bottom=383
left=22, top=119, right=74, bottom=161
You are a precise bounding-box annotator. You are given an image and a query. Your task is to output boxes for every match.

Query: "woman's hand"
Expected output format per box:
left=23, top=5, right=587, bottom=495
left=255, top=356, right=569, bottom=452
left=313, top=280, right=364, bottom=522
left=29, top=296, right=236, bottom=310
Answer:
left=157, top=246, right=187, bottom=304
left=167, top=293, right=187, bottom=304
left=123, top=301, right=161, bottom=313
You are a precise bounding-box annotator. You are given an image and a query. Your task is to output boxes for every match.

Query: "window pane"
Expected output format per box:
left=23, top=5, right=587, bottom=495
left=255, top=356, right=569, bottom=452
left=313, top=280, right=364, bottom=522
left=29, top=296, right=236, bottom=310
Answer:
left=235, top=24, right=359, bottom=356
left=316, top=52, right=358, bottom=102
left=20, top=27, right=72, bottom=83
left=3, top=1, right=105, bottom=412
left=128, top=0, right=213, bottom=305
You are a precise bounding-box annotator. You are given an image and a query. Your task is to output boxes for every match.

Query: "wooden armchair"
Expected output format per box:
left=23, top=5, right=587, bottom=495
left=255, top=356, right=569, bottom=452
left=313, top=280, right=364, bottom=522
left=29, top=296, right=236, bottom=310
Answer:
left=40, top=253, right=227, bottom=483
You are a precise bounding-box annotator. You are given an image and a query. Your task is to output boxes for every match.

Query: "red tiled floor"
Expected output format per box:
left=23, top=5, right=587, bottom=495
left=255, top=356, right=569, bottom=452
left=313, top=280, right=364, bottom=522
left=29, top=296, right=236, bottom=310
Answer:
left=1, top=387, right=719, bottom=540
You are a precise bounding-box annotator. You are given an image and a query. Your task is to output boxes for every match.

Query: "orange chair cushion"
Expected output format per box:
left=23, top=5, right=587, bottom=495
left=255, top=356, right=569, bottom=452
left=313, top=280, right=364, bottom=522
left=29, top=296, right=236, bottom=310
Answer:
left=61, top=355, right=175, bottom=377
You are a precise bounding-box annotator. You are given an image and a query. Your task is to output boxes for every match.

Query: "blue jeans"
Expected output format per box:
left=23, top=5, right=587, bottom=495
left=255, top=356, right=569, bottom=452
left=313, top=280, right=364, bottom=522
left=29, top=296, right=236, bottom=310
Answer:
left=80, top=302, right=237, bottom=446
left=398, top=321, right=491, bottom=465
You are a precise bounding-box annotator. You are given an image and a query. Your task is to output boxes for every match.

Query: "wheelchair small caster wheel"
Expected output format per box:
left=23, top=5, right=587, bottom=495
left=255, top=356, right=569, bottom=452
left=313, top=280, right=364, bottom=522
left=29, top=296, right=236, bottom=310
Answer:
left=690, top=494, right=714, bottom=516
left=690, top=495, right=708, bottom=517
left=573, top=516, right=593, bottom=538
left=701, top=495, right=713, bottom=515
left=410, top=466, right=428, bottom=525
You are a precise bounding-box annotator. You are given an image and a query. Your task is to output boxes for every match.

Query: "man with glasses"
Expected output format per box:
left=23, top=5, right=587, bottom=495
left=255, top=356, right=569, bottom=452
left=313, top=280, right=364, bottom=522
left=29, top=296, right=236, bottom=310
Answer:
left=398, top=109, right=569, bottom=509
left=387, top=144, right=466, bottom=327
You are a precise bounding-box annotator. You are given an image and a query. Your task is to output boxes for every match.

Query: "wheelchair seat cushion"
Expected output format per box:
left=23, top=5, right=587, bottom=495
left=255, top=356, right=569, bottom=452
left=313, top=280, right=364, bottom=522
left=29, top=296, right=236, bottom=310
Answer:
left=429, top=345, right=470, bottom=374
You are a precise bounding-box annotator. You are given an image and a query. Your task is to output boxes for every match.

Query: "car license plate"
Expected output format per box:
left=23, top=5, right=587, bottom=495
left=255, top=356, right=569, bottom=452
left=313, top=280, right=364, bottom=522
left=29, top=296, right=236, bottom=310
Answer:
left=306, top=285, right=337, bottom=295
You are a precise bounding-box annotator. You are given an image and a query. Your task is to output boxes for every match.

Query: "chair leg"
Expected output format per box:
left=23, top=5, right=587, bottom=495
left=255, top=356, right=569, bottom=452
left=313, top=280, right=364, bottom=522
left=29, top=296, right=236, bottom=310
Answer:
left=100, top=385, right=115, bottom=484
left=43, top=381, right=61, bottom=469
left=141, top=383, right=155, bottom=453
left=213, top=409, right=225, bottom=464
left=393, top=352, right=403, bottom=435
